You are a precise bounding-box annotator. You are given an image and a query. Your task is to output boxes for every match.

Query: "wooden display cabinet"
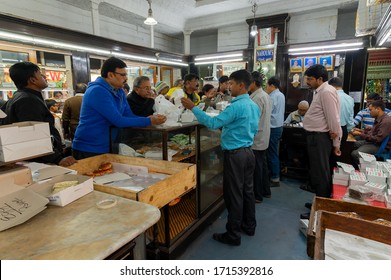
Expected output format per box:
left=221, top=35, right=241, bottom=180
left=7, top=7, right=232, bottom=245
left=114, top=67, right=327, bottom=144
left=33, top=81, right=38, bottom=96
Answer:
left=111, top=122, right=224, bottom=257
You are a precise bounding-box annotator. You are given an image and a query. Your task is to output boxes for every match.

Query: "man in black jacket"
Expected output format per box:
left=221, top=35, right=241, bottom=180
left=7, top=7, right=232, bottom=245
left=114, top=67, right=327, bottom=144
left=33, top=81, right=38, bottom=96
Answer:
left=126, top=76, right=155, bottom=117
left=2, top=62, right=76, bottom=167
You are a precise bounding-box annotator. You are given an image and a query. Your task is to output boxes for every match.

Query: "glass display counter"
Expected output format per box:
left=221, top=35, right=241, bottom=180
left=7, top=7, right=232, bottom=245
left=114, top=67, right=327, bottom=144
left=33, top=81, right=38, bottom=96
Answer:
left=111, top=122, right=224, bottom=257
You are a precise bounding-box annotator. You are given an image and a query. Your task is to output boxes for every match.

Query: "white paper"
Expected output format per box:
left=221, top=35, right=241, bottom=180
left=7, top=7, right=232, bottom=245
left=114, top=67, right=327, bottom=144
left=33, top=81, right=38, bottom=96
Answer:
left=0, top=188, right=48, bottom=231
left=349, top=91, right=362, bottom=103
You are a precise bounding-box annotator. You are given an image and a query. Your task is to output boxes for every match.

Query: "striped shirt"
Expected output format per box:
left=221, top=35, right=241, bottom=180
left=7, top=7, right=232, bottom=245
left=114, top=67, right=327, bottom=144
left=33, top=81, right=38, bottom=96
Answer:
left=353, top=107, right=391, bottom=129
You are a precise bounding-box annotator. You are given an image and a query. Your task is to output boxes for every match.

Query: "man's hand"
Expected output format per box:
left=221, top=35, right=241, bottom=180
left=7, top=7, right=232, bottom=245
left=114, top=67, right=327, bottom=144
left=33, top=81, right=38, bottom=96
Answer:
left=59, top=156, right=77, bottom=167
left=334, top=147, right=341, bottom=156
left=329, top=131, right=338, bottom=140
left=181, top=98, right=195, bottom=110
left=149, top=114, right=167, bottom=125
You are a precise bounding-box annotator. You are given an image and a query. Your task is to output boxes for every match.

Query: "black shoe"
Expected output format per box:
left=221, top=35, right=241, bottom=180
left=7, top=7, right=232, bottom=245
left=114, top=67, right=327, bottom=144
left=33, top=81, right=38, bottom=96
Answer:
left=300, top=184, right=316, bottom=193
left=212, top=232, right=241, bottom=246
left=255, top=199, right=263, bottom=203
left=241, top=226, right=255, bottom=236
left=300, top=212, right=310, bottom=219
left=263, top=194, right=271, bottom=198
left=270, top=181, right=280, bottom=187
left=305, top=202, right=312, bottom=209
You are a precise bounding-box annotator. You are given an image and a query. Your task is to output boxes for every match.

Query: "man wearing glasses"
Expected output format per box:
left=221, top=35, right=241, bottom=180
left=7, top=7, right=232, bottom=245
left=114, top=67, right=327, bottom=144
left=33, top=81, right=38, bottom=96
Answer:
left=72, top=57, right=166, bottom=160
left=126, top=76, right=155, bottom=117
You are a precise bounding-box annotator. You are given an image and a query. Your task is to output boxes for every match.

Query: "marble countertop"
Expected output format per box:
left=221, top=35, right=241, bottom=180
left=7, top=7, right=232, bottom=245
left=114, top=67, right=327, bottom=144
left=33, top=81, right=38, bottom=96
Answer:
left=0, top=191, right=160, bottom=260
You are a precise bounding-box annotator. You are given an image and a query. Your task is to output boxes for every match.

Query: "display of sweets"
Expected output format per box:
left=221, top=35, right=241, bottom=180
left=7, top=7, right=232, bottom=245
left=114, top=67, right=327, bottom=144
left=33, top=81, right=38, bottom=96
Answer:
left=349, top=172, right=367, bottom=186
left=365, top=168, right=388, bottom=184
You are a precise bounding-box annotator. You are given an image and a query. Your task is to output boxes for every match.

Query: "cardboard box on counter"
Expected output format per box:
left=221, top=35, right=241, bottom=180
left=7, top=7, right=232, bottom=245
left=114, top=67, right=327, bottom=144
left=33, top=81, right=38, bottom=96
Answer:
left=0, top=121, right=50, bottom=145
left=0, top=137, right=53, bottom=162
left=0, top=165, right=32, bottom=187
left=29, top=174, right=93, bottom=207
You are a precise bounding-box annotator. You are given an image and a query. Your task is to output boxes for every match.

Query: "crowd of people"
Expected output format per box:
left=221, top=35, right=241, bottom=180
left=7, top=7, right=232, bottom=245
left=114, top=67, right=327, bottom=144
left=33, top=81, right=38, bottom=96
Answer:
left=1, top=57, right=389, bottom=247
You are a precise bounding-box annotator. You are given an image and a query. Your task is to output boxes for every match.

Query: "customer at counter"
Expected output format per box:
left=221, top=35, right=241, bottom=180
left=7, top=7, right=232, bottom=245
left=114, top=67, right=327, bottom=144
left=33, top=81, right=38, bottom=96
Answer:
left=181, top=69, right=259, bottom=246
left=62, top=82, right=87, bottom=140
left=126, top=76, right=155, bottom=117
left=72, top=57, right=166, bottom=160
left=2, top=62, right=76, bottom=167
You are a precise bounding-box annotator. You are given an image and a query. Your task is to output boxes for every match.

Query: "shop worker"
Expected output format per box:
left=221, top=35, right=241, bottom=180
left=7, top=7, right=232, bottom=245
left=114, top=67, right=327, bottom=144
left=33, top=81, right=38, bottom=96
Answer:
left=284, top=100, right=309, bottom=124
left=2, top=62, right=77, bottom=167
left=72, top=57, right=166, bottom=160
left=181, top=69, right=260, bottom=246
left=127, top=76, right=155, bottom=117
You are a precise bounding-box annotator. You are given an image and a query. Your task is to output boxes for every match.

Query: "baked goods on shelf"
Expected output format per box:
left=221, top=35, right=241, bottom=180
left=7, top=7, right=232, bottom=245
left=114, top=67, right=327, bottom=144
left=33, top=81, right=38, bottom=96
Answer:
left=84, top=162, right=113, bottom=177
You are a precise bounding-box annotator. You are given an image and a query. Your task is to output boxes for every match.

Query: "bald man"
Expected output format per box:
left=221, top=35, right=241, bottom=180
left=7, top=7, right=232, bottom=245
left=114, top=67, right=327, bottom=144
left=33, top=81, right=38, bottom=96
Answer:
left=284, top=100, right=309, bottom=124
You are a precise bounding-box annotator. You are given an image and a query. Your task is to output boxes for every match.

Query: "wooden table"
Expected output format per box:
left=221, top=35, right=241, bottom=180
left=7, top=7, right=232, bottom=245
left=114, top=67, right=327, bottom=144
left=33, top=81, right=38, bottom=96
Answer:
left=0, top=191, right=160, bottom=260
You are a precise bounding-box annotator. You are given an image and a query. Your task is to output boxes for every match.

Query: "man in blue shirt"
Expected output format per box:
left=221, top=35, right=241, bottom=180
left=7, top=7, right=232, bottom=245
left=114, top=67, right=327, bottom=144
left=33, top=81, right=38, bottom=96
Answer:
left=181, top=70, right=260, bottom=246
left=72, top=57, right=166, bottom=159
left=328, top=77, right=354, bottom=144
left=265, top=76, right=285, bottom=187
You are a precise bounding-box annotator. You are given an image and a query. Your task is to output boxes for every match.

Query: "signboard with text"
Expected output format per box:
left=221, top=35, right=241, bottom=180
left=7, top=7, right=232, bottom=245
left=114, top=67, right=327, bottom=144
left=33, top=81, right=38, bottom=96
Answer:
left=256, top=48, right=274, bottom=62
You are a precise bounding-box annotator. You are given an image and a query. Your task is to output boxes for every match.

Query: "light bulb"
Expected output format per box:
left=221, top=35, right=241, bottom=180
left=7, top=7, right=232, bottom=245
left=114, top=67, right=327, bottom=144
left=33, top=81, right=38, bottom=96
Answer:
left=250, top=25, right=258, bottom=37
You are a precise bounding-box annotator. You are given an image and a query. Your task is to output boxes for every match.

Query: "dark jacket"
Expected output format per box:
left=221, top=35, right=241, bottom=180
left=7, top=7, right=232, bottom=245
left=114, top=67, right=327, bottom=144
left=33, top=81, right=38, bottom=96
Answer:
left=126, top=90, right=154, bottom=117
left=2, top=88, right=64, bottom=164
left=62, top=94, right=83, bottom=139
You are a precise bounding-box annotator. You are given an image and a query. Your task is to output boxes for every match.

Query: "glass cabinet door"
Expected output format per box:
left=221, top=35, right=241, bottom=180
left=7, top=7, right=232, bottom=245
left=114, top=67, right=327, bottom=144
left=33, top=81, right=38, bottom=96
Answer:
left=199, top=126, right=223, bottom=214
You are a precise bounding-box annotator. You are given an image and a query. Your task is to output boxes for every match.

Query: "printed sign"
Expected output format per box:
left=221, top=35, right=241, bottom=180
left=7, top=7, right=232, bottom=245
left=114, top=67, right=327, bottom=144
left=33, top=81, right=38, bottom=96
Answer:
left=256, top=48, right=274, bottom=62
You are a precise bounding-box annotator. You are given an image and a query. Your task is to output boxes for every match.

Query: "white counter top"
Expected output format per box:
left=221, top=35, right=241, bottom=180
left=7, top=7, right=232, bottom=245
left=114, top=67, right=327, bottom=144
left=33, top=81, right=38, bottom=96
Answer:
left=0, top=191, right=160, bottom=260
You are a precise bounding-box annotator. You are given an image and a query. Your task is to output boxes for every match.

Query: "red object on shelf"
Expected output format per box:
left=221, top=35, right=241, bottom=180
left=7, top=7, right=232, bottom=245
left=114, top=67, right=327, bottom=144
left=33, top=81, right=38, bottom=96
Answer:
left=332, top=184, right=348, bottom=200
left=332, top=184, right=386, bottom=208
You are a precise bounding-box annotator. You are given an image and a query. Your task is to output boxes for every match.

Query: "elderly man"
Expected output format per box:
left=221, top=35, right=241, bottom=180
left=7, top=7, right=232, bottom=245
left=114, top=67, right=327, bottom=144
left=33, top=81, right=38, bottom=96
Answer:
left=126, top=76, right=155, bottom=117
left=284, top=100, right=309, bottom=124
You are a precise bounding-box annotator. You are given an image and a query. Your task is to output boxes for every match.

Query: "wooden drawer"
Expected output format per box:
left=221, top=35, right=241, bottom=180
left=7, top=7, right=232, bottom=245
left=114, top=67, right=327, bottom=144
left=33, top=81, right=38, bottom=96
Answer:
left=68, top=154, right=196, bottom=208
left=307, top=197, right=391, bottom=258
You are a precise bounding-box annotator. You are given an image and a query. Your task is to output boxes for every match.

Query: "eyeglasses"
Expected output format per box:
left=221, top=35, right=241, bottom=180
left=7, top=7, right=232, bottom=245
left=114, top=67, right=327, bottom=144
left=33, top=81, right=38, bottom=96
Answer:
left=113, top=72, right=127, bottom=77
left=137, top=86, right=152, bottom=91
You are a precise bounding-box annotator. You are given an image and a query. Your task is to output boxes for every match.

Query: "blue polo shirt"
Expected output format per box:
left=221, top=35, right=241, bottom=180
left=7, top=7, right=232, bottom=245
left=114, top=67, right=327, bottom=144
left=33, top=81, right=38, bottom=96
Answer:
left=192, top=94, right=260, bottom=150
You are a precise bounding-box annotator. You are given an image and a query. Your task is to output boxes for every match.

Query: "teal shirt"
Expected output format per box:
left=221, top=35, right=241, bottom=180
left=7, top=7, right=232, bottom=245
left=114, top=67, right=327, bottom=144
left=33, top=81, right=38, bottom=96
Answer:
left=192, top=94, right=260, bottom=150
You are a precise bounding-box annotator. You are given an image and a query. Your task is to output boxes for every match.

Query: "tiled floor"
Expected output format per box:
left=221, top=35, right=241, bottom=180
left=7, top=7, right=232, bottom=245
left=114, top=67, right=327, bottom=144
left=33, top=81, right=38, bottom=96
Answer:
left=176, top=177, right=313, bottom=260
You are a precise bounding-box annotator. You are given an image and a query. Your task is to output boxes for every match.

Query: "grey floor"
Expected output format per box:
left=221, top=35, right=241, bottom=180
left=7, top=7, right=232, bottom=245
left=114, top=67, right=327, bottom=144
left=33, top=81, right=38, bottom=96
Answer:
left=176, top=177, right=313, bottom=260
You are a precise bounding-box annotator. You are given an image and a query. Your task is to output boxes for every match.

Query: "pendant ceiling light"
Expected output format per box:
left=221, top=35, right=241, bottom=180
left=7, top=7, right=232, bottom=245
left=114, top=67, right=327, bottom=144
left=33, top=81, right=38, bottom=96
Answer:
left=144, top=0, right=157, bottom=25
left=250, top=2, right=258, bottom=37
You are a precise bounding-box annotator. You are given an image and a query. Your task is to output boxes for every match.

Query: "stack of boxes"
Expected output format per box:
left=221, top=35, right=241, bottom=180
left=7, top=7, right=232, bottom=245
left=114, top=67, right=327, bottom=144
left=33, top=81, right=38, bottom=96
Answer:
left=332, top=152, right=391, bottom=208
left=0, top=121, right=93, bottom=232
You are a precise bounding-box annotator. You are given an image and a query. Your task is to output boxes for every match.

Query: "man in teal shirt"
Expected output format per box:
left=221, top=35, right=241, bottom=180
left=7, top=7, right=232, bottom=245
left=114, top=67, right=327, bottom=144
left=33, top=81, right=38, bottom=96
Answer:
left=181, top=70, right=260, bottom=246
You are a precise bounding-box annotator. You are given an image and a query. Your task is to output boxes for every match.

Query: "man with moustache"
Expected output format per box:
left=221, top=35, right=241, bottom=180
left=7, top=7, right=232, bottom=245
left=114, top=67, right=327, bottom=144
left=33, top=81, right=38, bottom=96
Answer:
left=72, top=57, right=166, bottom=160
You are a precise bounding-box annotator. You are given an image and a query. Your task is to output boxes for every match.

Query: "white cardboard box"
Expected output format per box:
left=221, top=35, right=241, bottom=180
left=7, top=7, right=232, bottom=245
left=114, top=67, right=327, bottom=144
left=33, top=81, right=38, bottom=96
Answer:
left=29, top=174, right=93, bottom=207
left=0, top=137, right=53, bottom=162
left=0, top=121, right=50, bottom=145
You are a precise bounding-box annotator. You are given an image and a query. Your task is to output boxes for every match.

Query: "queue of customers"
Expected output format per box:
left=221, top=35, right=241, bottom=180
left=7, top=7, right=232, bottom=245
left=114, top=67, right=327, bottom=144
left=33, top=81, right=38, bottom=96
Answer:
left=1, top=58, right=390, bottom=247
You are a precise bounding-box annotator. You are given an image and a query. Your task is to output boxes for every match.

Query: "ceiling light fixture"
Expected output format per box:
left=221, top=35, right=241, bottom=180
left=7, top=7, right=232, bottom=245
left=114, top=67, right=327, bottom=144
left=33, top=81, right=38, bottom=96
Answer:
left=250, top=2, right=258, bottom=37
left=195, top=53, right=243, bottom=61
left=144, top=0, right=157, bottom=26
left=194, top=58, right=244, bottom=65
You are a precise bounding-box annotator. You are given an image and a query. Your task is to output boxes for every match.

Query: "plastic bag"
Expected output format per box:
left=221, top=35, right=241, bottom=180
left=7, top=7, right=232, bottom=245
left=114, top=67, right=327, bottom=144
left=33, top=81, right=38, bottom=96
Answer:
left=154, top=95, right=181, bottom=126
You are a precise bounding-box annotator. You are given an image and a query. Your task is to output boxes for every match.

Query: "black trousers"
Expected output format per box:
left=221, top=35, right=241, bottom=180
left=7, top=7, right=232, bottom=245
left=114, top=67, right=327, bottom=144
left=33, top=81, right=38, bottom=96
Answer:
left=253, top=149, right=270, bottom=200
left=306, top=132, right=332, bottom=198
left=223, top=147, right=256, bottom=240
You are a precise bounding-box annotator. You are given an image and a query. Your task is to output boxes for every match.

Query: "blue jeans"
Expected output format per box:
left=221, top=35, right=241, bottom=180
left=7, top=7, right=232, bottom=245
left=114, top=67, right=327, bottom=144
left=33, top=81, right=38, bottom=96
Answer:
left=267, top=127, right=283, bottom=181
